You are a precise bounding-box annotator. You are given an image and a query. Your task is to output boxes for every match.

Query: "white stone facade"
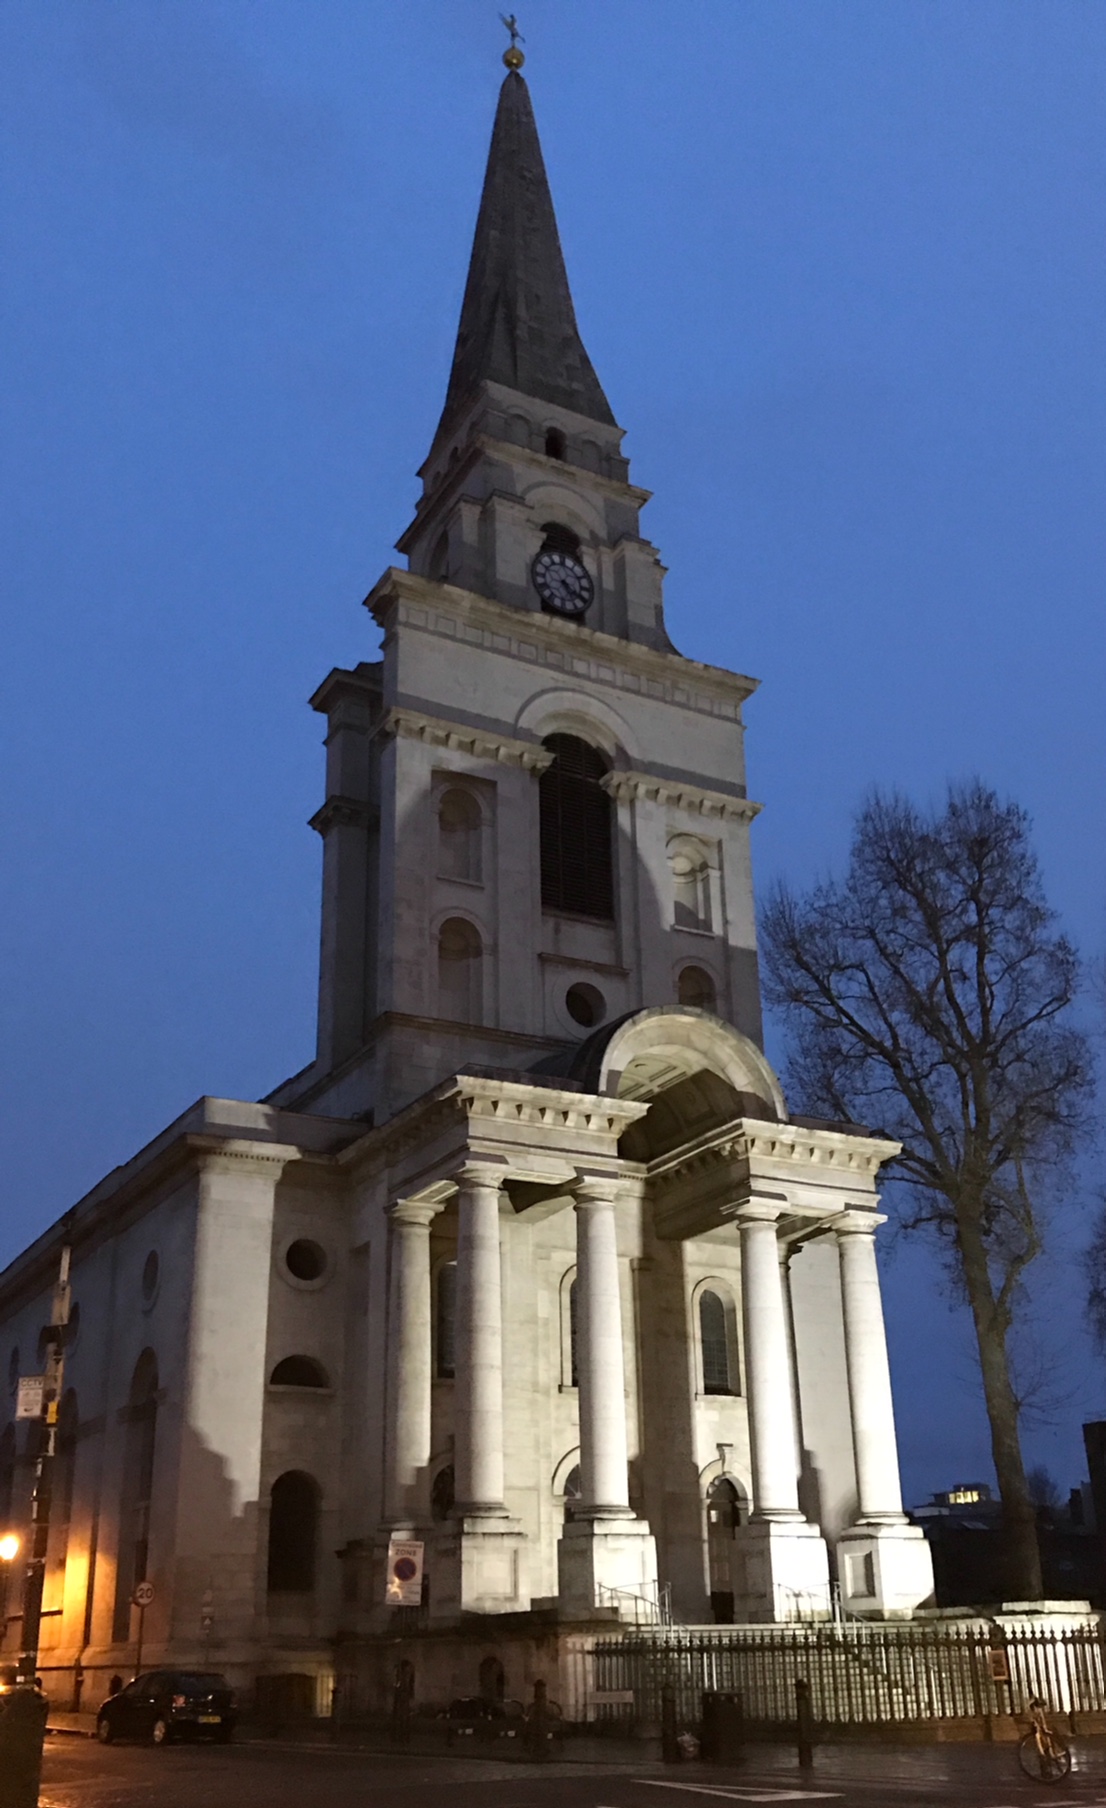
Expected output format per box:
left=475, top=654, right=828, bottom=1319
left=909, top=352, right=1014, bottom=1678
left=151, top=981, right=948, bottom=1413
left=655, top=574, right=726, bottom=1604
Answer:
left=0, top=63, right=932, bottom=1711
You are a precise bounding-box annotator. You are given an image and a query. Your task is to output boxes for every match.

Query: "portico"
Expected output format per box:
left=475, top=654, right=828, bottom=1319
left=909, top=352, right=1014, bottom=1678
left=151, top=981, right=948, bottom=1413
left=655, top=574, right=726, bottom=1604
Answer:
left=370, top=1009, right=932, bottom=1625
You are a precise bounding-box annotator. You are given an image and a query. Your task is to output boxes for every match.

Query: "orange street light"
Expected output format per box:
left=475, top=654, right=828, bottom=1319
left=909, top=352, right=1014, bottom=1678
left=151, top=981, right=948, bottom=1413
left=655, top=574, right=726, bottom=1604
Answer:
left=0, top=1533, right=20, bottom=1562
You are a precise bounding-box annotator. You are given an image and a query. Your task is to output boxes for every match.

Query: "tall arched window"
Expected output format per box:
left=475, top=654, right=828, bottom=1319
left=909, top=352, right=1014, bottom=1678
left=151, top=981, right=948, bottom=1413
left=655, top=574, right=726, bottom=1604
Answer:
left=670, top=842, right=713, bottom=932
left=431, top=1464, right=455, bottom=1522
left=568, top=1279, right=579, bottom=1387
left=539, top=735, right=614, bottom=920
left=112, top=1350, right=158, bottom=1641
left=437, top=788, right=482, bottom=883
left=267, top=1470, right=319, bottom=1593
left=437, top=918, right=483, bottom=1023
left=436, top=1262, right=457, bottom=1379
left=269, top=1356, right=329, bottom=1388
left=678, top=966, right=717, bottom=1011
left=699, top=1290, right=732, bottom=1395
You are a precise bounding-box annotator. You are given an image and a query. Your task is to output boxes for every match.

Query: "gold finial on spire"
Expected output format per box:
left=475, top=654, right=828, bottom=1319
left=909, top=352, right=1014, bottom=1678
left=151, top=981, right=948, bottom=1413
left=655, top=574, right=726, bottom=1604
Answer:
left=500, top=13, right=525, bottom=70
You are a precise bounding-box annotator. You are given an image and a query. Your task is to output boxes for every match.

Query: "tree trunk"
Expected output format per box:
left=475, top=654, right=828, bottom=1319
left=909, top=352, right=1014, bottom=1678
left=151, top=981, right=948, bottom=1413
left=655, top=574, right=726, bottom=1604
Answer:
left=957, top=1216, right=1043, bottom=1601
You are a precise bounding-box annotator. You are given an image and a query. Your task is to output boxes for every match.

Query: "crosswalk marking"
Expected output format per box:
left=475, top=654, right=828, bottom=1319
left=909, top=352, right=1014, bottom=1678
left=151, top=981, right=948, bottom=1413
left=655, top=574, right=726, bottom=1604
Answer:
left=640, top=1784, right=842, bottom=1803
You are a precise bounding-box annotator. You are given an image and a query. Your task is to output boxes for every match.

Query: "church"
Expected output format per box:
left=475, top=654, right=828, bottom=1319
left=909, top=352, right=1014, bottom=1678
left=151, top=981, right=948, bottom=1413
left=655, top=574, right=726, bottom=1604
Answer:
left=0, top=51, right=933, bottom=1713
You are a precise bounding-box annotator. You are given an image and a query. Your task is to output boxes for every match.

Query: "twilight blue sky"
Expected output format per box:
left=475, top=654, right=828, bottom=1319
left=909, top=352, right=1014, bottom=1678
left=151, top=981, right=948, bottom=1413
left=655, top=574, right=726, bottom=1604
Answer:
left=1, top=1, right=1103, bottom=1503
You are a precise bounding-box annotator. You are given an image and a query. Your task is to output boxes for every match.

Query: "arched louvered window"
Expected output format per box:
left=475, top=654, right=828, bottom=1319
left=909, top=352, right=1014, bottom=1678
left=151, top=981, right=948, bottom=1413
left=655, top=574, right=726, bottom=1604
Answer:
left=267, top=1470, right=319, bottom=1593
left=539, top=735, right=614, bottom=920
left=437, top=918, right=483, bottom=1022
left=436, top=1262, right=457, bottom=1379
left=678, top=965, right=717, bottom=1011
left=569, top=1278, right=579, bottom=1387
left=699, top=1290, right=732, bottom=1395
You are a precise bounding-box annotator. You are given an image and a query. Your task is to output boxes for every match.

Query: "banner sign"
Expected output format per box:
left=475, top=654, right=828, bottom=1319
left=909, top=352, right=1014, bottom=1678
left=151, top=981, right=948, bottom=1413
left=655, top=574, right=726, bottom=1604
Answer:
left=15, top=1376, right=45, bottom=1420
left=385, top=1539, right=424, bottom=1606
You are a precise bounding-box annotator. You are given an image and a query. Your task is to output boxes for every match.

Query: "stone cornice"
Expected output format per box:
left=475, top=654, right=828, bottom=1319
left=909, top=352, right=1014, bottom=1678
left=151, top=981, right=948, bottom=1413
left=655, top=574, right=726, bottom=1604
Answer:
left=455, top=1076, right=648, bottom=1139
left=650, top=1116, right=902, bottom=1192
left=380, top=707, right=552, bottom=772
left=309, top=795, right=377, bottom=835
left=603, top=769, right=761, bottom=823
left=364, top=569, right=758, bottom=720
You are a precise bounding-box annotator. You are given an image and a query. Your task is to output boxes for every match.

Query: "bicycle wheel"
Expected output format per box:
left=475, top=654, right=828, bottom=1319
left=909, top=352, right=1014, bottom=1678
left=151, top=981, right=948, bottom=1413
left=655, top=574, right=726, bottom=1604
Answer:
left=1018, top=1730, right=1072, bottom=1783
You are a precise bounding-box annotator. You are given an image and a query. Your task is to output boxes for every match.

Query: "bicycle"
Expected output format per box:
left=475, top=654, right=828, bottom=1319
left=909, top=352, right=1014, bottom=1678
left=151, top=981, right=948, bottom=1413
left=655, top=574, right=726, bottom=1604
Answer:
left=1017, top=1696, right=1072, bottom=1783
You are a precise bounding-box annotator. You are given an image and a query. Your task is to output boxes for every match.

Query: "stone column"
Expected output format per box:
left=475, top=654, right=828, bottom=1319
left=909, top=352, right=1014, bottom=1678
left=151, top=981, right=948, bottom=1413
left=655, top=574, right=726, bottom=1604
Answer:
left=836, top=1211, right=905, bottom=1521
left=454, top=1163, right=507, bottom=1516
left=737, top=1204, right=802, bottom=1519
left=574, top=1178, right=632, bottom=1516
left=383, top=1199, right=436, bottom=1523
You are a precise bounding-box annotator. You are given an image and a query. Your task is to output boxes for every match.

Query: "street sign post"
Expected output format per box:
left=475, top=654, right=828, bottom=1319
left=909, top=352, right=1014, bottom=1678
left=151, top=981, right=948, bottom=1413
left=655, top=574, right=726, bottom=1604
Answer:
left=132, top=1579, right=155, bottom=1676
left=14, top=1378, right=44, bottom=1422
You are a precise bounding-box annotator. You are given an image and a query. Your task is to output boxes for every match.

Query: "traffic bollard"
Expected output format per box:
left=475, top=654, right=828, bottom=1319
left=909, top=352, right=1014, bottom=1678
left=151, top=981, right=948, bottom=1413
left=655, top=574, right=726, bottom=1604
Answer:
left=796, top=1676, right=814, bottom=1769
left=0, top=1685, right=49, bottom=1808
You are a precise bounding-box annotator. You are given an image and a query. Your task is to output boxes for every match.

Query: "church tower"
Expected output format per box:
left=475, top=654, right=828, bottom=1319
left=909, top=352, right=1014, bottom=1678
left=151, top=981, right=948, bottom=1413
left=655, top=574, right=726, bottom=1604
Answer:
left=284, top=60, right=763, bottom=1127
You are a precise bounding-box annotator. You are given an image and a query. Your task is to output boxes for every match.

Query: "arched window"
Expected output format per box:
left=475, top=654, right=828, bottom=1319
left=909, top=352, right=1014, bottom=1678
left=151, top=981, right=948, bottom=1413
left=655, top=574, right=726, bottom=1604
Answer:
left=707, top=1476, right=748, bottom=1623
left=267, top=1470, right=319, bottom=1593
left=699, top=1290, right=732, bottom=1395
left=436, top=1262, right=457, bottom=1380
left=544, top=427, right=566, bottom=461
left=678, top=966, right=717, bottom=1011
left=569, top=1279, right=579, bottom=1387
left=431, top=1464, right=455, bottom=1522
left=670, top=842, right=713, bottom=932
left=437, top=918, right=483, bottom=1023
left=539, top=735, right=614, bottom=920
left=480, top=1654, right=506, bottom=1700
left=562, top=1463, right=582, bottom=1521
left=269, top=1356, right=329, bottom=1388
left=112, top=1350, right=158, bottom=1641
left=437, top=788, right=482, bottom=883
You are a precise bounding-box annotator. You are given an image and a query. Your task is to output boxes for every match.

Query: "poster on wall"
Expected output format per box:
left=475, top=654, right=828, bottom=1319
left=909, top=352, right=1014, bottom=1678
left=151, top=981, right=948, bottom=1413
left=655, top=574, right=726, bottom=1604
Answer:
left=385, top=1539, right=424, bottom=1606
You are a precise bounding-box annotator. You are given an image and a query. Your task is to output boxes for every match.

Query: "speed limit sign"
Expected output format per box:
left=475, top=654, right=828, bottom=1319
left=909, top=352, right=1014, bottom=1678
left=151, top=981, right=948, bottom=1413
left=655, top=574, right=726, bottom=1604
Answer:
left=132, top=1580, right=156, bottom=1609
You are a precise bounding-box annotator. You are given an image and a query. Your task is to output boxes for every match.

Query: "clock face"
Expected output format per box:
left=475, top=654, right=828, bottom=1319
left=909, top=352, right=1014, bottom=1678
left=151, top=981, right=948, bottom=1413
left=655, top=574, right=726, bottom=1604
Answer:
left=532, top=548, right=594, bottom=617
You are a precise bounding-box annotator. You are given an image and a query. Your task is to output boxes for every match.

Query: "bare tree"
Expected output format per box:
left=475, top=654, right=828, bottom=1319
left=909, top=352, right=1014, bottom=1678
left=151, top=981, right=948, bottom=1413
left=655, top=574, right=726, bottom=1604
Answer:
left=761, top=782, right=1093, bottom=1601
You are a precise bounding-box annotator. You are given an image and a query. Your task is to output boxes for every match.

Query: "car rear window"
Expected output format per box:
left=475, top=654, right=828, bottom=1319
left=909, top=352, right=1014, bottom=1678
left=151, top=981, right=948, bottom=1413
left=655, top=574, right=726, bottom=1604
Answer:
left=174, top=1674, right=230, bottom=1692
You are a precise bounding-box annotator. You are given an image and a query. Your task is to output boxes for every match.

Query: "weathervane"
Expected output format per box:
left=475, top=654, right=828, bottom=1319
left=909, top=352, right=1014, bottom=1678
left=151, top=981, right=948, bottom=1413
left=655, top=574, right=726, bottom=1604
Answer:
left=500, top=13, right=525, bottom=70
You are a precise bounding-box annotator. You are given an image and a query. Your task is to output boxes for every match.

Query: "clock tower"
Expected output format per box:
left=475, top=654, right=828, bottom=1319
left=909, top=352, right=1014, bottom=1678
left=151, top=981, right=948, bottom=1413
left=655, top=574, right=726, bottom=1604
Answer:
left=277, top=59, right=764, bottom=1128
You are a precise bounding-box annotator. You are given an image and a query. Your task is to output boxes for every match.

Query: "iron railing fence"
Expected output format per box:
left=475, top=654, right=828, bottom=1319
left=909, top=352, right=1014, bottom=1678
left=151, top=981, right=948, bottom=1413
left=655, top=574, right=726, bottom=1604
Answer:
left=591, top=1622, right=1106, bottom=1728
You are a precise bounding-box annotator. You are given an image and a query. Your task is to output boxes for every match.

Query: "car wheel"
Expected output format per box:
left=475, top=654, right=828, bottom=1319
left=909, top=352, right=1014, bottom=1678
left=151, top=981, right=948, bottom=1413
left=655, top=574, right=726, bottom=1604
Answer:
left=151, top=1716, right=171, bottom=1746
left=96, top=1717, right=114, bottom=1745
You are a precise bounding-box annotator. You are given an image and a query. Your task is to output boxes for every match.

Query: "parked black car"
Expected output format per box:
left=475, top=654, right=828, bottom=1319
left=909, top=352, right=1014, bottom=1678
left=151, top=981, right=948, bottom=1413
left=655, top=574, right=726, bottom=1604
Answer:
left=96, top=1671, right=236, bottom=1744
left=443, top=1696, right=524, bottom=1745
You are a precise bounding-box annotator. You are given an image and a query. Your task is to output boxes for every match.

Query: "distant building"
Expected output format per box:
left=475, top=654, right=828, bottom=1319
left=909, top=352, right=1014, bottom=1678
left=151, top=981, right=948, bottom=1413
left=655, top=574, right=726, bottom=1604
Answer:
left=910, top=1474, right=1100, bottom=1609
left=0, top=54, right=934, bottom=1712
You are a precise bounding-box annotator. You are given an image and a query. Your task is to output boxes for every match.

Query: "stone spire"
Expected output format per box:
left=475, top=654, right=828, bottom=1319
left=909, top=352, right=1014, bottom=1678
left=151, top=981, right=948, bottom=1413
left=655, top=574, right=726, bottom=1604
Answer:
left=435, top=68, right=615, bottom=441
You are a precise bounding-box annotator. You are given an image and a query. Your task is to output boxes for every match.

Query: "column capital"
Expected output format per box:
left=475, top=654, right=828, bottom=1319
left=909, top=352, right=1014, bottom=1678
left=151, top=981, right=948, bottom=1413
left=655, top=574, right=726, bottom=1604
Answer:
left=388, top=1197, right=440, bottom=1228
left=833, top=1208, right=887, bottom=1238
left=733, top=1198, right=787, bottom=1228
left=453, top=1161, right=507, bottom=1194
left=572, top=1174, right=624, bottom=1209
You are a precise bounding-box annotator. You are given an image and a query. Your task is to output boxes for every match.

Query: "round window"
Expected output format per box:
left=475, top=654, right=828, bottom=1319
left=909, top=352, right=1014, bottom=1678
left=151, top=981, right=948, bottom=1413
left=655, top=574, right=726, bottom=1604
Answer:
left=285, top=1239, right=327, bottom=1283
left=141, top=1250, right=160, bottom=1304
left=565, top=983, right=605, bottom=1028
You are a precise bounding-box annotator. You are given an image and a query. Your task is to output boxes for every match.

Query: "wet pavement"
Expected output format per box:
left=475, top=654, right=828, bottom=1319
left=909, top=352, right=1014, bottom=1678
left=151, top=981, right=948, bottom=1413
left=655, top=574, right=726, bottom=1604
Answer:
left=38, top=1731, right=1106, bottom=1808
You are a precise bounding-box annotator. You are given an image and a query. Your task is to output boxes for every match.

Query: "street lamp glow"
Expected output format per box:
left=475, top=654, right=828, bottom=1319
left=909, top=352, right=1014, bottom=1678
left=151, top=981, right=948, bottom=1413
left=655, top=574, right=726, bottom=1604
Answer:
left=0, top=1533, right=20, bottom=1562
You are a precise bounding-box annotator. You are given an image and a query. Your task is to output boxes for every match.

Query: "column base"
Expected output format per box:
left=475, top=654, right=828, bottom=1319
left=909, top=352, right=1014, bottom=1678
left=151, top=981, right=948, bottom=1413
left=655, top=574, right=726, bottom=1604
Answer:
left=430, top=1515, right=530, bottom=1621
left=837, top=1520, right=935, bottom=1618
left=557, top=1514, right=659, bottom=1621
left=731, top=1518, right=832, bottom=1622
